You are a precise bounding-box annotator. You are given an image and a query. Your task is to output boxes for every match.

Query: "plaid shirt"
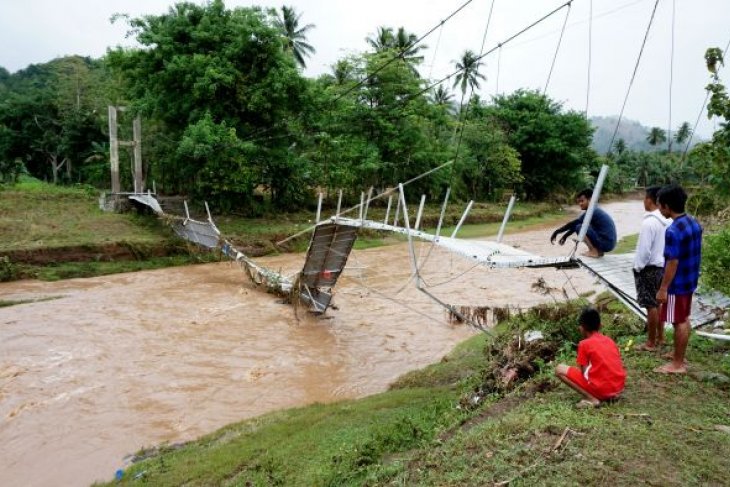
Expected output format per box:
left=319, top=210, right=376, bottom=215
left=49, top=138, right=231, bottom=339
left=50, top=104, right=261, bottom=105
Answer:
left=664, top=214, right=702, bottom=295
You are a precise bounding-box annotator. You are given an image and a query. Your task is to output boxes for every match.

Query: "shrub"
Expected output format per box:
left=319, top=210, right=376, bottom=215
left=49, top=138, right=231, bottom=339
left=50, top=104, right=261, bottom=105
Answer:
left=702, top=225, right=730, bottom=294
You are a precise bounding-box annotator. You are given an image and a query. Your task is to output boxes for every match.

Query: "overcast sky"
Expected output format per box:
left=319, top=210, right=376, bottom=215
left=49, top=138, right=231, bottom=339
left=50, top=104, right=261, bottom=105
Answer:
left=2, top=0, right=729, bottom=138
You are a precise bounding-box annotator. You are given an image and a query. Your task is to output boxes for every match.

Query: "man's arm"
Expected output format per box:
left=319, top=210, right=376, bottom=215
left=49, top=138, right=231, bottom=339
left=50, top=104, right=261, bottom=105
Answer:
left=551, top=218, right=580, bottom=244
left=656, top=259, right=678, bottom=304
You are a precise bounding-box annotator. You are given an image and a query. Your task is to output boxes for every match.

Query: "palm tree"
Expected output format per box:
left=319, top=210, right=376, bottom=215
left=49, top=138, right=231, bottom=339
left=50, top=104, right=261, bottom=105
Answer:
left=452, top=50, right=486, bottom=121
left=646, top=127, right=667, bottom=148
left=614, top=138, right=627, bottom=155
left=366, top=26, right=394, bottom=51
left=274, top=6, right=316, bottom=69
left=674, top=121, right=692, bottom=145
left=366, top=26, right=426, bottom=76
left=431, top=85, right=456, bottom=113
left=453, top=50, right=486, bottom=97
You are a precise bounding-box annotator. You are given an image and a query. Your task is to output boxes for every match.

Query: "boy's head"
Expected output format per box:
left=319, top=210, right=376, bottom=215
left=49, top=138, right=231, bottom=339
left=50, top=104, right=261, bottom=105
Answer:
left=644, top=186, right=661, bottom=211
left=576, top=188, right=593, bottom=211
left=657, top=184, right=687, bottom=217
left=579, top=307, right=601, bottom=335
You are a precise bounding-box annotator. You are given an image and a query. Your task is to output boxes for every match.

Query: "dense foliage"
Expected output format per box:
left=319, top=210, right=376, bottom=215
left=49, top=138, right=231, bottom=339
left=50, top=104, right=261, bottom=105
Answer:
left=2, top=0, right=712, bottom=213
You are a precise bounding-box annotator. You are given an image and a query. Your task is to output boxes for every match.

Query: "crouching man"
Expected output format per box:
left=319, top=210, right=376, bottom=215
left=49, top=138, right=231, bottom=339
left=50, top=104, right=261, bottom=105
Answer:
left=555, top=308, right=626, bottom=408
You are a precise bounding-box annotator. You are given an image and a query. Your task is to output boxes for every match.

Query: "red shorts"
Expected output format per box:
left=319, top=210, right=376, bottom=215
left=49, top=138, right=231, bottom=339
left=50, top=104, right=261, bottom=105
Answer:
left=566, top=366, right=621, bottom=401
left=660, top=293, right=693, bottom=324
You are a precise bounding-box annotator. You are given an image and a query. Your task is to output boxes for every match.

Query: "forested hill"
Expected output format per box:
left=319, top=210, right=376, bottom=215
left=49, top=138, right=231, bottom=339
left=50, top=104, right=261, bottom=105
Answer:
left=590, top=115, right=703, bottom=154
left=591, top=116, right=655, bottom=154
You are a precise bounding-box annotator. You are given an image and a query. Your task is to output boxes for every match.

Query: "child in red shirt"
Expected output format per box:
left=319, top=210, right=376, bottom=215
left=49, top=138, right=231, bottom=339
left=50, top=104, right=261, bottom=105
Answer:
left=555, top=308, right=626, bottom=408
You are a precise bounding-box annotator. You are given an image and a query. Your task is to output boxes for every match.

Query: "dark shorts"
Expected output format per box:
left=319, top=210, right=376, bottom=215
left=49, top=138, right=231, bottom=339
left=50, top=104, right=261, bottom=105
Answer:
left=577, top=224, right=615, bottom=252
left=633, top=266, right=664, bottom=309
left=661, top=293, right=693, bottom=324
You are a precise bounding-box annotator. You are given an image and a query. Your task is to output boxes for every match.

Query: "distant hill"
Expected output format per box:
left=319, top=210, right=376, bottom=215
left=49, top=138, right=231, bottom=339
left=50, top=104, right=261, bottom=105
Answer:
left=591, top=116, right=655, bottom=154
left=589, top=116, right=703, bottom=154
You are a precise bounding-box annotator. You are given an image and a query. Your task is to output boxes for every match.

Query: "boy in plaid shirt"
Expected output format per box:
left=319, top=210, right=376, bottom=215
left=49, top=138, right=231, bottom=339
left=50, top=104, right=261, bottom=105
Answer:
left=655, top=184, right=702, bottom=374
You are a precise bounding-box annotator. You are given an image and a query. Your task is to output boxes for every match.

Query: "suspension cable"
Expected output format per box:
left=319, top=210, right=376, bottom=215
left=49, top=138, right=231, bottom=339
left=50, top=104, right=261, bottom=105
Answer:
left=607, top=0, right=661, bottom=154
left=667, top=0, right=675, bottom=153
left=495, top=44, right=502, bottom=96
left=451, top=0, right=497, bottom=176
left=544, top=2, right=572, bottom=94
left=585, top=0, right=593, bottom=116
left=242, top=0, right=476, bottom=144
left=428, top=20, right=445, bottom=80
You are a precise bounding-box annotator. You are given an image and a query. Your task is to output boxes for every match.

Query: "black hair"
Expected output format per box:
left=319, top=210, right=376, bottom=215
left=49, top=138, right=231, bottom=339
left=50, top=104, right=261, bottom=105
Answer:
left=645, top=186, right=661, bottom=204
left=576, top=188, right=593, bottom=200
left=579, top=307, right=601, bottom=332
left=657, top=184, right=687, bottom=214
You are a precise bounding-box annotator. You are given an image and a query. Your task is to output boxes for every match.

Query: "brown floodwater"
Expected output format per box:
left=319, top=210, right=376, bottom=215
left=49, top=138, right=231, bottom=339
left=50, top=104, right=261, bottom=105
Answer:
left=0, top=199, right=643, bottom=486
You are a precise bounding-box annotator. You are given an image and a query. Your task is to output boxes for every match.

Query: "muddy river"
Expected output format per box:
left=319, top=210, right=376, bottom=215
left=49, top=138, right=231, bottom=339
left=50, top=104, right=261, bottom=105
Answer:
left=0, top=199, right=642, bottom=486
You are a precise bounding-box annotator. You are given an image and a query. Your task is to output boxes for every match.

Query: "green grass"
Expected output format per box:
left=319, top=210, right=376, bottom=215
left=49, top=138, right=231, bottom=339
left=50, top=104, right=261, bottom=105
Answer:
left=0, top=179, right=171, bottom=252
left=100, top=301, right=730, bottom=486
left=16, top=254, right=220, bottom=281
left=1, top=181, right=567, bottom=282
left=614, top=233, right=639, bottom=254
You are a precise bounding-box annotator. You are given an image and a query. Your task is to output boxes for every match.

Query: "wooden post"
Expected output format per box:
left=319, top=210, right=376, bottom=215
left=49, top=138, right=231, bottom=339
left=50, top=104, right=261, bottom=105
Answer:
left=133, top=116, right=143, bottom=193
left=108, top=106, right=120, bottom=194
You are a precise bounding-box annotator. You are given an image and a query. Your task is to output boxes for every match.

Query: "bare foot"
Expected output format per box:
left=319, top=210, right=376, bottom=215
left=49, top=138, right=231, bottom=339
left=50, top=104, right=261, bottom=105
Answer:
left=637, top=343, right=657, bottom=352
left=654, top=362, right=687, bottom=374
left=576, top=399, right=600, bottom=409
left=661, top=352, right=688, bottom=364
left=581, top=250, right=604, bottom=258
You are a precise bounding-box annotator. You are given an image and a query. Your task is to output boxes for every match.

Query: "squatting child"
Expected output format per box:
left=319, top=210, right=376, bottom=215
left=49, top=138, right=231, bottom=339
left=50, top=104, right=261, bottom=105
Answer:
left=555, top=308, right=626, bottom=408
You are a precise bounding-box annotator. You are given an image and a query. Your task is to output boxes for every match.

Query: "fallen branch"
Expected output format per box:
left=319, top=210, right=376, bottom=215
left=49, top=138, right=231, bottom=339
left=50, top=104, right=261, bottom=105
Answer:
left=494, top=460, right=541, bottom=486
left=551, top=427, right=571, bottom=452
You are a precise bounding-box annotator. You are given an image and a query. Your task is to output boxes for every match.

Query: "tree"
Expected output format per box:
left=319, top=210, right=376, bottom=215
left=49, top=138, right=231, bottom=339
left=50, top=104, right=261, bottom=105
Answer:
left=366, top=26, right=426, bottom=76
left=453, top=50, right=485, bottom=97
left=273, top=5, right=316, bottom=69
left=646, top=127, right=667, bottom=147
left=0, top=56, right=105, bottom=185
left=485, top=89, right=596, bottom=199
left=674, top=121, right=692, bottom=145
left=452, top=50, right=486, bottom=126
left=108, top=0, right=310, bottom=209
left=431, top=85, right=455, bottom=113
left=614, top=138, right=627, bottom=155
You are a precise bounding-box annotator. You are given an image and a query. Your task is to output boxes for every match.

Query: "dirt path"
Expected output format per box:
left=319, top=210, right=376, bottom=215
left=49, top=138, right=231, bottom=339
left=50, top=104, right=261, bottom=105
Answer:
left=0, top=199, right=643, bottom=487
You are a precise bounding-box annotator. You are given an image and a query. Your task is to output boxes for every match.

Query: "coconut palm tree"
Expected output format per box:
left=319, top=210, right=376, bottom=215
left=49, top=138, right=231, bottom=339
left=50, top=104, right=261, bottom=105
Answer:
left=646, top=127, right=667, bottom=148
left=674, top=121, right=692, bottom=145
left=453, top=50, right=486, bottom=97
left=274, top=6, right=316, bottom=69
left=366, top=26, right=426, bottom=76
left=431, top=85, right=456, bottom=113
left=614, top=138, right=627, bottom=155
left=366, top=26, right=394, bottom=51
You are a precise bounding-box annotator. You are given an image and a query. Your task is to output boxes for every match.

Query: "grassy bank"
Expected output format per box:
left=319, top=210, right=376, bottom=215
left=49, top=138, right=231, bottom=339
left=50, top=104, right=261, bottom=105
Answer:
left=100, top=299, right=730, bottom=486
left=1, top=180, right=565, bottom=282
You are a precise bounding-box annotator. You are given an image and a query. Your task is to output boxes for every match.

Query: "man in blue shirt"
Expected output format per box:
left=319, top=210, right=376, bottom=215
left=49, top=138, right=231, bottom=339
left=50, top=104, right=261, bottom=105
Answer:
left=655, top=184, right=702, bottom=374
left=550, top=188, right=617, bottom=257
